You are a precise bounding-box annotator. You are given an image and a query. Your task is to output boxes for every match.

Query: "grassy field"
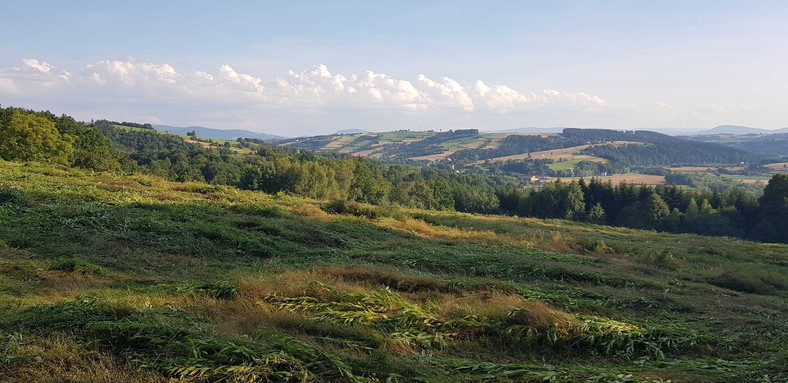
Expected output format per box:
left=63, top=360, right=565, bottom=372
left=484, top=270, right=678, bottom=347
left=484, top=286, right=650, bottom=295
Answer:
left=547, top=159, right=585, bottom=171
left=299, top=132, right=569, bottom=162
left=0, top=161, right=786, bottom=382
left=476, top=142, right=630, bottom=165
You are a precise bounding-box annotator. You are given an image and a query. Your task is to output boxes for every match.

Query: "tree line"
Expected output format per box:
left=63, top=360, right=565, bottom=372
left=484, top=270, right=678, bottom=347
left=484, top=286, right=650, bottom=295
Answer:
left=496, top=177, right=786, bottom=242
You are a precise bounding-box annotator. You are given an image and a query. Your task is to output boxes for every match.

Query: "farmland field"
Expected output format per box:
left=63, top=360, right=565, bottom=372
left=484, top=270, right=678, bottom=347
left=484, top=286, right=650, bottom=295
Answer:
left=477, top=142, right=625, bottom=164
left=546, top=158, right=585, bottom=170
left=553, top=173, right=666, bottom=185
left=765, top=162, right=788, bottom=171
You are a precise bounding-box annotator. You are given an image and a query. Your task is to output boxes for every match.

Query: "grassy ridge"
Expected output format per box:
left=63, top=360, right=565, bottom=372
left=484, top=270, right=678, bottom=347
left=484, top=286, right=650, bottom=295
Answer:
left=0, top=161, right=786, bottom=382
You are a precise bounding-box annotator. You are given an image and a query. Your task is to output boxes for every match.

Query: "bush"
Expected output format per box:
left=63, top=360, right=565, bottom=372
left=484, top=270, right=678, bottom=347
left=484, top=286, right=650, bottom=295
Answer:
left=324, top=200, right=379, bottom=219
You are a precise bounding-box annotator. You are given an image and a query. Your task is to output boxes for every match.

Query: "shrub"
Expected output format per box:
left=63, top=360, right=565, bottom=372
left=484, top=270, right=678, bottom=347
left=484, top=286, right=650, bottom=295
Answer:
left=324, top=200, right=379, bottom=219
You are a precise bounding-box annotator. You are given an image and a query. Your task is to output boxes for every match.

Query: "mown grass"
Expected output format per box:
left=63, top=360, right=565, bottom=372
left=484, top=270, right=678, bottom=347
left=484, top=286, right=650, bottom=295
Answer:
left=547, top=158, right=584, bottom=170
left=0, top=160, right=786, bottom=382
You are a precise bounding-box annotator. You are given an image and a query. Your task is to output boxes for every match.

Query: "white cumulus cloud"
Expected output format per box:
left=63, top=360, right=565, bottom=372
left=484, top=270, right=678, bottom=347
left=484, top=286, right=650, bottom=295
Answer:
left=0, top=58, right=617, bottom=134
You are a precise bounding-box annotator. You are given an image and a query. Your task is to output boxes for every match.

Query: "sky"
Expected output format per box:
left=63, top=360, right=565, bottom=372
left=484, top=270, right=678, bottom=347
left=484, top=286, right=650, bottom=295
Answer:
left=1, top=1, right=787, bottom=136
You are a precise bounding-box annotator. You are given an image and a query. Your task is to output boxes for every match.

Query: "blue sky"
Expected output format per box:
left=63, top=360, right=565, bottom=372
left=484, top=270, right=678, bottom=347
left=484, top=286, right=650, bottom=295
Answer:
left=2, top=1, right=787, bottom=135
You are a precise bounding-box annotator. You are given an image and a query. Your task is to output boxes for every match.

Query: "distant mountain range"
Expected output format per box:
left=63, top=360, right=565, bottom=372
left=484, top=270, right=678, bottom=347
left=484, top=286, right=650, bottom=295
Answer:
left=483, top=127, right=568, bottom=134
left=334, top=129, right=370, bottom=135
left=484, top=125, right=788, bottom=136
left=696, top=125, right=788, bottom=135
left=154, top=125, right=285, bottom=141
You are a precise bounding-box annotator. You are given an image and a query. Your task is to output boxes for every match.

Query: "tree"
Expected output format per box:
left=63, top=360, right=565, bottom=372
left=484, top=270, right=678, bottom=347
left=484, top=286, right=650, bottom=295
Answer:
left=587, top=203, right=607, bottom=224
left=755, top=174, right=788, bottom=242
left=686, top=198, right=699, bottom=217
left=0, top=111, right=74, bottom=165
left=645, top=192, right=670, bottom=221
left=643, top=192, right=670, bottom=228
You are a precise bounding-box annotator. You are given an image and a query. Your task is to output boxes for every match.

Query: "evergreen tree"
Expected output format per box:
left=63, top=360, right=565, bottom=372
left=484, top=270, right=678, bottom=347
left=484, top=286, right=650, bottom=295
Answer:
left=755, top=174, right=788, bottom=242
left=587, top=203, right=607, bottom=224
left=644, top=192, right=670, bottom=225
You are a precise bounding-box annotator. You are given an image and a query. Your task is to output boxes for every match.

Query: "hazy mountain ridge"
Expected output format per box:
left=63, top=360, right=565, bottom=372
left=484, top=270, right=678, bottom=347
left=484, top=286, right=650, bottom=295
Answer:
left=697, top=125, right=788, bottom=135
left=335, top=128, right=370, bottom=135
left=482, top=127, right=568, bottom=133
left=154, top=124, right=285, bottom=141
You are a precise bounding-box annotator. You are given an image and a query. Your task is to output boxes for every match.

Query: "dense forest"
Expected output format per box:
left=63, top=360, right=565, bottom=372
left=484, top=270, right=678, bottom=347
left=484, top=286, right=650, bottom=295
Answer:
left=1, top=106, right=786, bottom=242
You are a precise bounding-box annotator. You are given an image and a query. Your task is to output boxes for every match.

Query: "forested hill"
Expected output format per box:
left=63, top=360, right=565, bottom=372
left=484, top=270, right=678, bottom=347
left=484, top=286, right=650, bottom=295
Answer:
left=154, top=124, right=284, bottom=141
left=0, top=105, right=786, bottom=243
left=683, top=132, right=788, bottom=157
left=281, top=127, right=765, bottom=168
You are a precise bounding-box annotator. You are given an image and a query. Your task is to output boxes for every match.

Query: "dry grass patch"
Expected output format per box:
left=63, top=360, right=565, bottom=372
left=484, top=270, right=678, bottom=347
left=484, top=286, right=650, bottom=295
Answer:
left=317, top=265, right=451, bottom=293
left=387, top=217, right=497, bottom=241
left=0, top=334, right=177, bottom=383
left=290, top=202, right=330, bottom=219
left=239, top=269, right=372, bottom=300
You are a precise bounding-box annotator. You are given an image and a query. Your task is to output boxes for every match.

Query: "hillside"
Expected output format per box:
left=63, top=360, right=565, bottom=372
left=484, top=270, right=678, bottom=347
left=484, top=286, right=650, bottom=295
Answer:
left=281, top=129, right=763, bottom=165
left=698, top=125, right=788, bottom=135
left=280, top=128, right=767, bottom=184
left=683, top=132, right=788, bottom=157
left=2, top=106, right=785, bottom=242
left=0, top=161, right=786, bottom=382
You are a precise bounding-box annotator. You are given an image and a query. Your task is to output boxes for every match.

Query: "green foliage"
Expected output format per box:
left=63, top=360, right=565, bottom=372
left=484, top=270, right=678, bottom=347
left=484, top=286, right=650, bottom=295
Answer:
left=0, top=123, right=787, bottom=382
left=756, top=173, right=788, bottom=242
left=4, top=106, right=781, bottom=242
left=0, top=111, right=74, bottom=165
left=325, top=199, right=380, bottom=219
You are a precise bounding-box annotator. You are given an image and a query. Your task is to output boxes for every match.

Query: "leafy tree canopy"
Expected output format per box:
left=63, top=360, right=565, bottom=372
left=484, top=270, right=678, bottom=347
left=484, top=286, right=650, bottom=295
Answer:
left=0, top=111, right=75, bottom=165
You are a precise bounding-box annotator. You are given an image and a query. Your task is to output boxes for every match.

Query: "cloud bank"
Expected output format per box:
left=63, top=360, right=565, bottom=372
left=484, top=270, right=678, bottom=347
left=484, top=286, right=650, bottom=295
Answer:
left=0, top=58, right=612, bottom=134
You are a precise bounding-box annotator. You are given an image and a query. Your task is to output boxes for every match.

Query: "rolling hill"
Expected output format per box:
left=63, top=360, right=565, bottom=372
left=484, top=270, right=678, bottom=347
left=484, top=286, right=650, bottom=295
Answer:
left=280, top=128, right=765, bottom=172
left=154, top=124, right=285, bottom=141
left=697, top=125, right=788, bottom=135
left=682, top=132, right=788, bottom=157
